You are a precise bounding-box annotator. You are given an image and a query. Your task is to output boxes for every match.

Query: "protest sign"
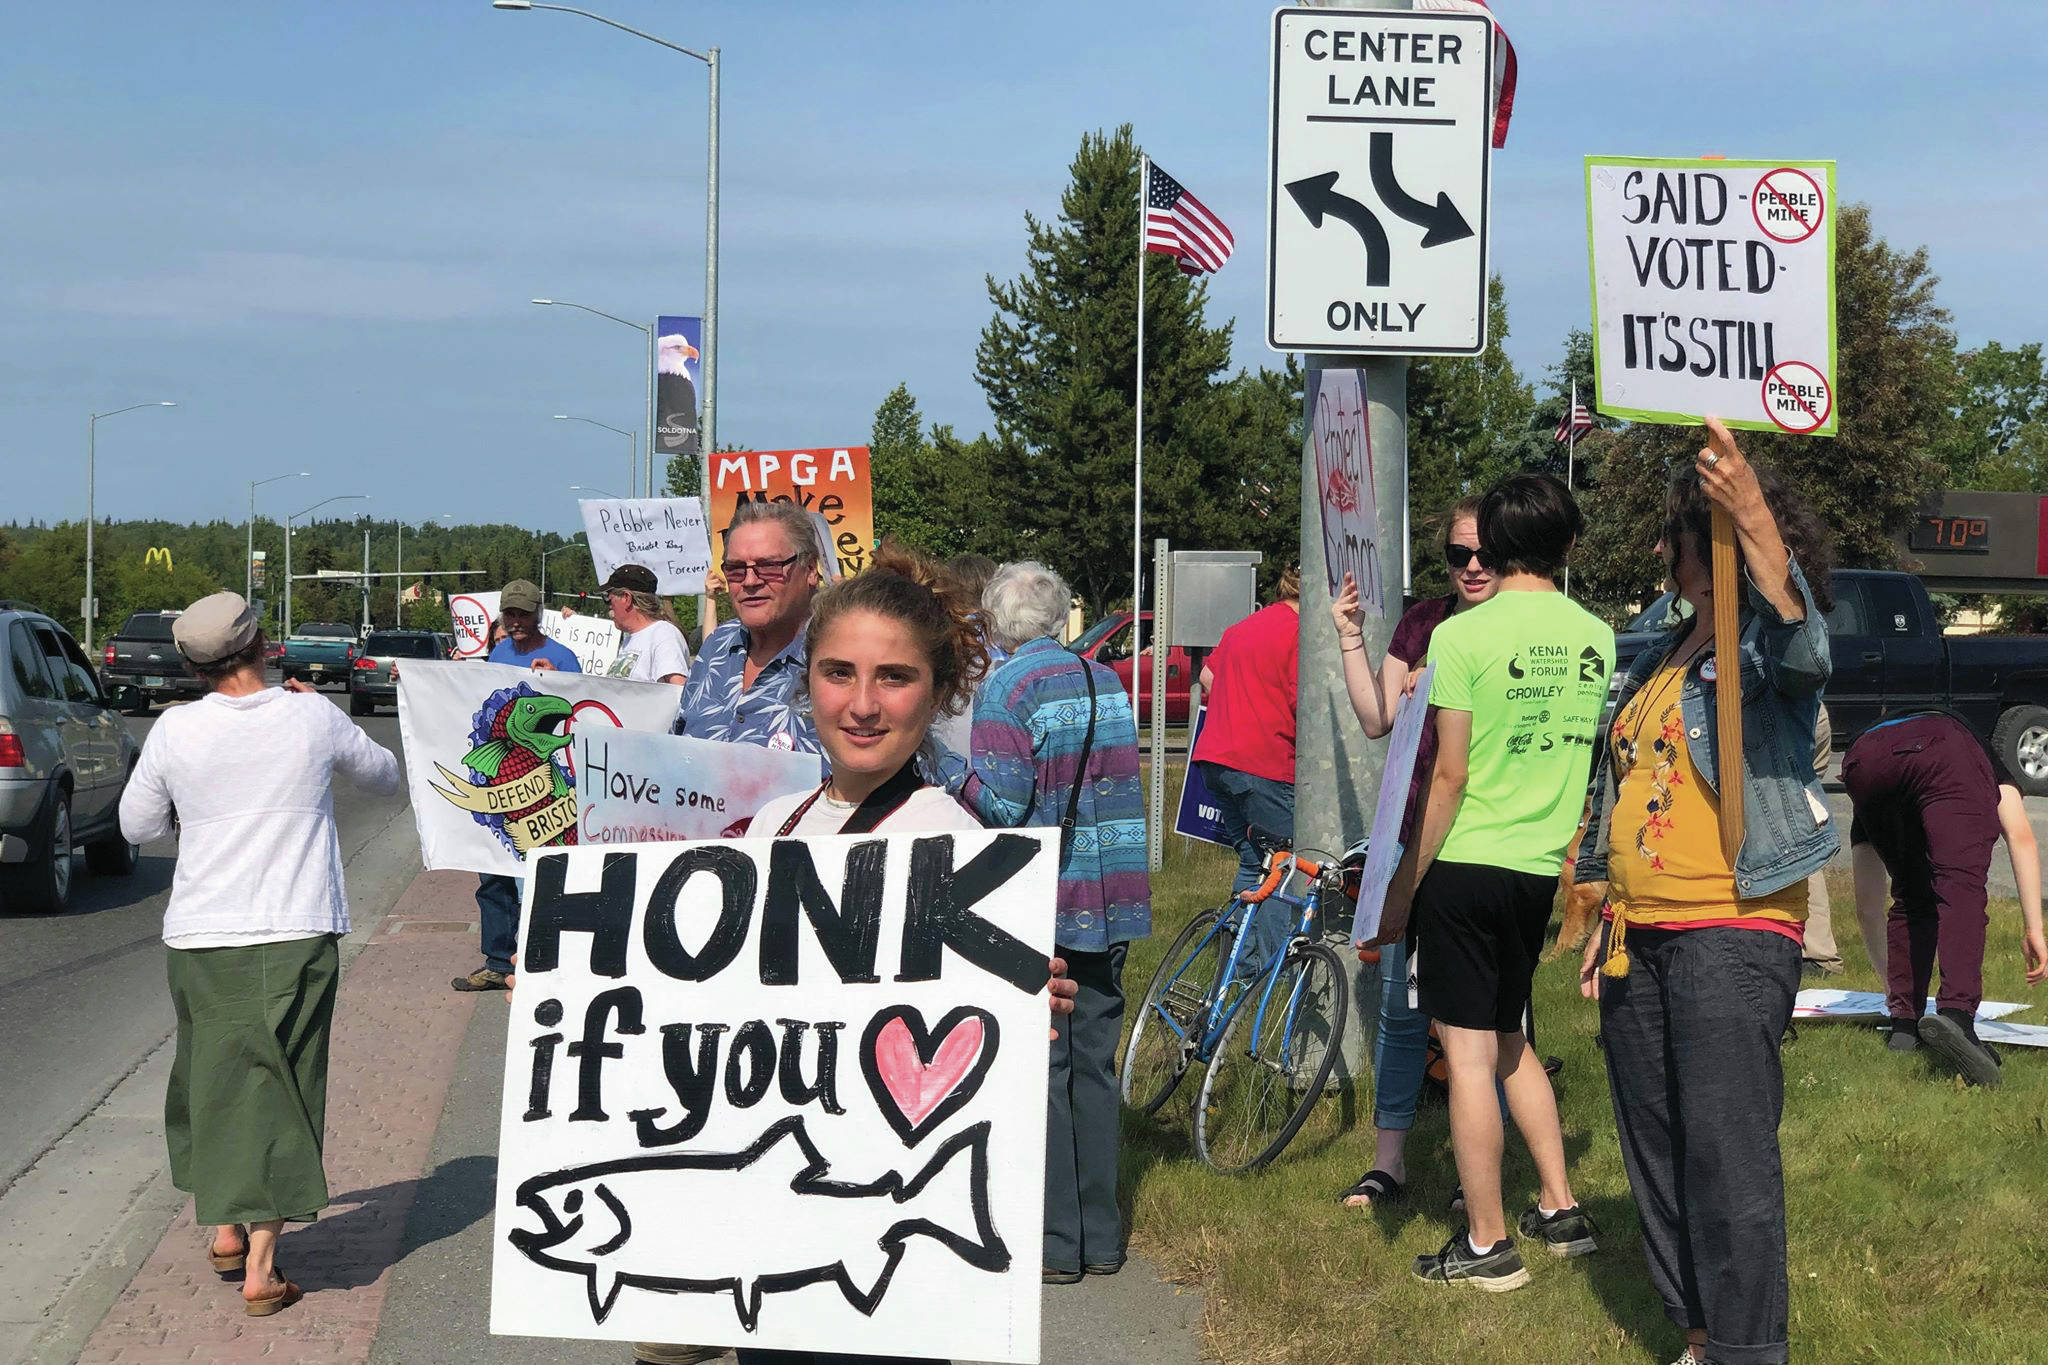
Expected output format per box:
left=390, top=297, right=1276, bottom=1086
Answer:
left=579, top=497, right=711, bottom=596
left=1791, top=990, right=2026, bottom=1022
left=710, top=447, right=875, bottom=584
left=1172, top=706, right=1230, bottom=847
left=447, top=591, right=622, bottom=675
left=574, top=727, right=820, bottom=845
left=396, top=661, right=682, bottom=877
left=1310, top=367, right=1384, bottom=608
left=1349, top=665, right=1433, bottom=946
left=1586, top=157, right=1837, bottom=436
left=491, top=830, right=1056, bottom=1359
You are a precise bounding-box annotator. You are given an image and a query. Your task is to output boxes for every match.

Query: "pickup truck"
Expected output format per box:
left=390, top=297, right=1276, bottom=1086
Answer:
left=1068, top=610, right=1191, bottom=724
left=1612, top=569, right=2048, bottom=794
left=100, top=610, right=202, bottom=713
left=280, top=622, right=359, bottom=689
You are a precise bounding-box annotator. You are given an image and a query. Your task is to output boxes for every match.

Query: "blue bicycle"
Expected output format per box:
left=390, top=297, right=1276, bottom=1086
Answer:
left=1121, top=845, right=1356, bottom=1173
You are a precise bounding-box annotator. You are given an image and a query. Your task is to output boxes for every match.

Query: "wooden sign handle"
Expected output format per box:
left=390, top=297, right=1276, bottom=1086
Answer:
left=1710, top=507, right=1745, bottom=857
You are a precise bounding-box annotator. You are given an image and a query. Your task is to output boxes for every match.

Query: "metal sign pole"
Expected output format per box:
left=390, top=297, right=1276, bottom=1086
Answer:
left=1148, top=537, right=1173, bottom=872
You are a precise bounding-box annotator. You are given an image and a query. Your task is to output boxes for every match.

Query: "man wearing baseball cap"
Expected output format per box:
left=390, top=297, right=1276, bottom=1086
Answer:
left=597, top=563, right=692, bottom=685
left=454, top=579, right=582, bottom=993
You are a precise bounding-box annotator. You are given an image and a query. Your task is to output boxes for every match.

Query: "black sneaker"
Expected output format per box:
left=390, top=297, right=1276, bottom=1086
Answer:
left=1411, top=1231, right=1530, bottom=1291
left=1920, top=1011, right=2002, bottom=1088
left=1518, top=1204, right=1600, bottom=1258
left=1885, top=1018, right=1921, bottom=1052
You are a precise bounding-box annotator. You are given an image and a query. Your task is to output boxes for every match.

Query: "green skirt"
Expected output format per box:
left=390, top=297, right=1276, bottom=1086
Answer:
left=165, top=934, right=339, bottom=1225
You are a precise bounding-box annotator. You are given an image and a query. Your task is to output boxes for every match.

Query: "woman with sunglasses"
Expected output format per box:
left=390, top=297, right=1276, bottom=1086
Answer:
left=740, top=543, right=1077, bottom=1365
left=1329, top=493, right=1498, bottom=1211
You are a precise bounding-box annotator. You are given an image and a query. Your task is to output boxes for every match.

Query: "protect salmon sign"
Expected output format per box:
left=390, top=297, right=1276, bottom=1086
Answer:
left=491, top=831, right=1057, bottom=1361
left=1586, top=156, right=1838, bottom=436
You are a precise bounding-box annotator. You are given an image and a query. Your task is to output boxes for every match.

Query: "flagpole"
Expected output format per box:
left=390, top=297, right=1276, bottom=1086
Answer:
left=1563, top=378, right=1577, bottom=597
left=1132, top=151, right=1147, bottom=713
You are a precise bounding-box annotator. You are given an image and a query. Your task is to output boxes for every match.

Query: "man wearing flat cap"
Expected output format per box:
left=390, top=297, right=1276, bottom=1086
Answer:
left=453, top=580, right=582, bottom=992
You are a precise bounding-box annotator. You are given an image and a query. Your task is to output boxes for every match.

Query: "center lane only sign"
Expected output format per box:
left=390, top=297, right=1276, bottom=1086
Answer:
left=1266, top=7, right=1493, bottom=356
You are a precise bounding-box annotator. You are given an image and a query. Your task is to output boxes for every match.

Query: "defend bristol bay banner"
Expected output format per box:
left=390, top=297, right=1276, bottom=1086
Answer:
left=710, top=447, right=875, bottom=584
left=1586, top=157, right=1838, bottom=437
left=395, top=660, right=682, bottom=877
left=656, top=316, right=704, bottom=463
left=491, top=830, right=1057, bottom=1361
left=579, top=497, right=711, bottom=597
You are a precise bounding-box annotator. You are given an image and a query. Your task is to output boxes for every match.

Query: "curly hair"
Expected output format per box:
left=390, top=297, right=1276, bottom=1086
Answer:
left=803, top=542, right=990, bottom=718
left=1662, top=463, right=1835, bottom=613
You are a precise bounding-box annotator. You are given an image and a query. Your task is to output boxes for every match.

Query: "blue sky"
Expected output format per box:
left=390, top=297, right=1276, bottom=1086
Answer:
left=6, top=2, right=2043, bottom=534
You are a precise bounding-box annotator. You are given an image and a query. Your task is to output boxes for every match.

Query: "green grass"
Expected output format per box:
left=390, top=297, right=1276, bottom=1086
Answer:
left=1123, top=768, right=2048, bottom=1363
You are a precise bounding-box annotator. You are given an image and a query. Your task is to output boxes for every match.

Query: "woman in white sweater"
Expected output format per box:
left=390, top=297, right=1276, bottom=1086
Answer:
left=119, top=592, right=400, bottom=1316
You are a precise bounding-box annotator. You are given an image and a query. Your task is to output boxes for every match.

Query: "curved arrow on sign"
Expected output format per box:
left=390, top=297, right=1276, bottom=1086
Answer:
left=1368, top=132, right=1473, bottom=248
left=1285, top=172, right=1390, bottom=288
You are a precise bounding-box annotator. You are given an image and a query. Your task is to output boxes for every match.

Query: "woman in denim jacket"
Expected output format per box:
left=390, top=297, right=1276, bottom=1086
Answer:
left=1575, top=419, right=1837, bottom=1365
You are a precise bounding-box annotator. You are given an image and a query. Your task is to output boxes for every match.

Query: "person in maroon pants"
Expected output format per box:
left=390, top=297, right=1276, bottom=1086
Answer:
left=1843, top=709, right=2048, bottom=1087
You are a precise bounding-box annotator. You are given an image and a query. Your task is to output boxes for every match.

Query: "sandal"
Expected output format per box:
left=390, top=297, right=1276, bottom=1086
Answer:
left=1338, top=1169, right=1405, bottom=1208
left=209, top=1228, right=248, bottom=1273
left=244, top=1278, right=303, bottom=1317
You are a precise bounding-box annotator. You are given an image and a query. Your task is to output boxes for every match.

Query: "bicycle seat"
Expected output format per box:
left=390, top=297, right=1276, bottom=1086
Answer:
left=1248, top=825, right=1293, bottom=858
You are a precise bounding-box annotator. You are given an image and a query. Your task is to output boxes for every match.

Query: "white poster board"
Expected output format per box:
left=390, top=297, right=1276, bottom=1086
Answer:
left=395, top=660, right=683, bottom=877
left=580, top=498, right=712, bottom=596
left=574, top=727, right=821, bottom=845
left=1349, top=665, right=1433, bottom=946
left=491, top=831, right=1057, bottom=1360
left=447, top=590, right=622, bottom=675
left=1310, top=367, right=1384, bottom=609
left=1586, top=156, right=1838, bottom=436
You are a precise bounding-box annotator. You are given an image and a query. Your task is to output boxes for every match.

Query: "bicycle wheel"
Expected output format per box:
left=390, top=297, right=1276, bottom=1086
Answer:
left=1193, top=939, right=1349, bottom=1174
left=1121, top=907, right=1235, bottom=1115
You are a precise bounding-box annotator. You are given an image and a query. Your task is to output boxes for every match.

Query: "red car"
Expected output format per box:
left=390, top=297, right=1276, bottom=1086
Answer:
left=1066, top=611, right=1190, bottom=724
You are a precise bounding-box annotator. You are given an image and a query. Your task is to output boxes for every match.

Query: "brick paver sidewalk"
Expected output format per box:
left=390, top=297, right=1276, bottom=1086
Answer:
left=78, top=871, right=486, bottom=1365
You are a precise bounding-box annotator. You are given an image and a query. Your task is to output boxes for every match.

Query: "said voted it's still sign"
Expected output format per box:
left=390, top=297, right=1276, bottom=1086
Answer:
left=491, top=829, right=1057, bottom=1363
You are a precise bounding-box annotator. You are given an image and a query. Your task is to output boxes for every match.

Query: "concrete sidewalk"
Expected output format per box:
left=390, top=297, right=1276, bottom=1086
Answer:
left=74, top=864, right=1209, bottom=1365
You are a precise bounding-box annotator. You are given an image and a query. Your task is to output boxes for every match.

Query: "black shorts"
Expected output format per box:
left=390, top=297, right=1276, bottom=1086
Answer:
left=1414, top=859, right=1558, bottom=1033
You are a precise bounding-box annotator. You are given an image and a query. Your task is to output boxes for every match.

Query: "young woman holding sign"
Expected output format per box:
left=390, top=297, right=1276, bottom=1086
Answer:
left=738, top=544, right=1077, bottom=1365
left=1576, top=419, right=1835, bottom=1365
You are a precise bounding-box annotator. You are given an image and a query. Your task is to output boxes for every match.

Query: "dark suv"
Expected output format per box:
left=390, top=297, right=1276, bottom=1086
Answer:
left=102, top=610, right=203, bottom=713
left=349, top=630, right=444, bottom=716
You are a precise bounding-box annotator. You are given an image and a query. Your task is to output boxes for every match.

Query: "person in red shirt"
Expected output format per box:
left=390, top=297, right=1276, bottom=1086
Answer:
left=1192, top=567, right=1300, bottom=969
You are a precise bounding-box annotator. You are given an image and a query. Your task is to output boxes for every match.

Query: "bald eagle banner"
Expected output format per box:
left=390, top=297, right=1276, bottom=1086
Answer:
left=397, top=661, right=813, bottom=877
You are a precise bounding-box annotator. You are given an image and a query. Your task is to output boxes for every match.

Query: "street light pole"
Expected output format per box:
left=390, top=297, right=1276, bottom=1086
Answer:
left=530, top=298, right=654, bottom=496
left=248, top=470, right=310, bottom=600
left=284, top=494, right=370, bottom=639
left=540, top=535, right=587, bottom=607
left=83, top=400, right=176, bottom=651
left=554, top=414, right=636, bottom=492
left=496, top=3, right=718, bottom=493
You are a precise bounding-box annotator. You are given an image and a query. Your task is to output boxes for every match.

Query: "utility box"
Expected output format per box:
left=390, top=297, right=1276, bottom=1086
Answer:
left=1168, top=550, right=1262, bottom=648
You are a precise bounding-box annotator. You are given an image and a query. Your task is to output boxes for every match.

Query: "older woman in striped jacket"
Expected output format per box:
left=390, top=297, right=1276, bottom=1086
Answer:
left=959, top=560, right=1150, bottom=1285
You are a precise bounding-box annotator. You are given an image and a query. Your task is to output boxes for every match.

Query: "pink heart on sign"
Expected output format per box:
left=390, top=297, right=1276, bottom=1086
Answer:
left=861, top=1006, right=1000, bottom=1145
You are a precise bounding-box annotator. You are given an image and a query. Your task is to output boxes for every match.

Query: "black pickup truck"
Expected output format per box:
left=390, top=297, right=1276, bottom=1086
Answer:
left=1613, top=569, right=2048, bottom=794
left=100, top=610, right=202, bottom=714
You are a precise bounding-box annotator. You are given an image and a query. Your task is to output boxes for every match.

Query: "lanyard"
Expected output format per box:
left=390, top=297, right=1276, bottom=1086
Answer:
left=776, top=759, right=924, bottom=836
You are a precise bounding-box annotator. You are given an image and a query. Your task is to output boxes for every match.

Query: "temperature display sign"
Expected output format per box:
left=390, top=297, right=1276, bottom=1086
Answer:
left=1910, top=515, right=1992, bottom=555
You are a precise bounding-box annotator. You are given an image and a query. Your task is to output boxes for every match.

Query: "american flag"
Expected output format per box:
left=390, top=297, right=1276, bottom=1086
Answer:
left=1555, top=394, right=1594, bottom=444
left=1144, top=161, right=1234, bottom=276
left=1412, top=0, right=1519, bottom=148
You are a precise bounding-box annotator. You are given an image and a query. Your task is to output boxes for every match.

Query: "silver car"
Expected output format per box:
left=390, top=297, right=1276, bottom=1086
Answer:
left=0, top=604, right=144, bottom=912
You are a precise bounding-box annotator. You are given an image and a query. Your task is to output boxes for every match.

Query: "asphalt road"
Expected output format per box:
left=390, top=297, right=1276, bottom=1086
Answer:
left=0, top=685, right=407, bottom=1192
left=0, top=682, right=417, bottom=1365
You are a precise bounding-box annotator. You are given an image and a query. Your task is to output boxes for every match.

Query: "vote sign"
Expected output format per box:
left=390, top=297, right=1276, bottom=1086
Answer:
left=1266, top=7, right=1493, bottom=356
left=1586, top=157, right=1838, bottom=437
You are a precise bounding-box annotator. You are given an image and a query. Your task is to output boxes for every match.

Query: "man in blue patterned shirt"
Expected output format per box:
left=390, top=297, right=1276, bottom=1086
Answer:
left=671, top=501, right=823, bottom=755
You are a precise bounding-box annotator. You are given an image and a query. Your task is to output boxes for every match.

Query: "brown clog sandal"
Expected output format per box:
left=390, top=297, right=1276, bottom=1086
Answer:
left=209, top=1229, right=248, bottom=1273
left=243, top=1279, right=303, bottom=1317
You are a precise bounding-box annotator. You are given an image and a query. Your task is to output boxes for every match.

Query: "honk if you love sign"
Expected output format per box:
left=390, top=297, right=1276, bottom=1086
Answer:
left=491, top=830, right=1058, bottom=1362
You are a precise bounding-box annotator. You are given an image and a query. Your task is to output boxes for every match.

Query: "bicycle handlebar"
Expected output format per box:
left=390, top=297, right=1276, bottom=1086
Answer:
left=1237, top=849, right=1381, bottom=964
